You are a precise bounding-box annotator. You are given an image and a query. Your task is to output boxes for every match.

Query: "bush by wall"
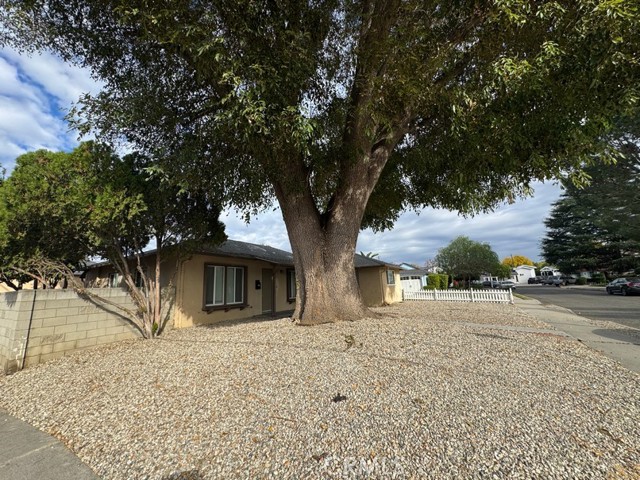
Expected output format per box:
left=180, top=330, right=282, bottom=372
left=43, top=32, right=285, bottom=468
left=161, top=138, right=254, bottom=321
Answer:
left=575, top=277, right=587, bottom=285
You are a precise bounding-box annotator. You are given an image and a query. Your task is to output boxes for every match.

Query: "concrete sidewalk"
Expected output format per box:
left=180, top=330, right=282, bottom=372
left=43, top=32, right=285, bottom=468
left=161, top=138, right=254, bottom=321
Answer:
left=515, top=297, right=640, bottom=373
left=0, top=409, right=99, bottom=480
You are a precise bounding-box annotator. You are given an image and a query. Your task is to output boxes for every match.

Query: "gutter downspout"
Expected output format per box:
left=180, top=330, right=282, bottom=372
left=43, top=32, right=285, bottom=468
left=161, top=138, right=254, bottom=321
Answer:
left=20, top=289, right=37, bottom=371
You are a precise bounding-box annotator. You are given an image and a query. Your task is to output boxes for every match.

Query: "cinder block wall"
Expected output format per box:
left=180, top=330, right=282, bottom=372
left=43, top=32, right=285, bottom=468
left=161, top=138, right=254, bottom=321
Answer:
left=0, top=289, right=142, bottom=374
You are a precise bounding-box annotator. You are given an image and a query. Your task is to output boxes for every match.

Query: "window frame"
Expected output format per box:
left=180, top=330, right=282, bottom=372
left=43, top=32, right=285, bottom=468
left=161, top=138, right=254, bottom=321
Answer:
left=108, top=272, right=120, bottom=288
left=286, top=269, right=297, bottom=302
left=386, top=269, right=396, bottom=285
left=203, top=263, right=248, bottom=311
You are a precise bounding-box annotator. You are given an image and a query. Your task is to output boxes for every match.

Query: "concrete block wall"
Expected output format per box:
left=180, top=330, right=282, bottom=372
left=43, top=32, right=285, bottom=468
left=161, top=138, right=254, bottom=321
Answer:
left=0, top=288, right=141, bottom=374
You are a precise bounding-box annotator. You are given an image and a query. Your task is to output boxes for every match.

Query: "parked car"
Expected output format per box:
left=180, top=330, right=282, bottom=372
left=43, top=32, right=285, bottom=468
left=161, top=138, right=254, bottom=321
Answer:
left=528, top=276, right=543, bottom=284
left=482, top=280, right=500, bottom=288
left=541, top=275, right=560, bottom=285
left=606, top=277, right=640, bottom=296
left=559, top=275, right=577, bottom=285
left=498, top=280, right=517, bottom=290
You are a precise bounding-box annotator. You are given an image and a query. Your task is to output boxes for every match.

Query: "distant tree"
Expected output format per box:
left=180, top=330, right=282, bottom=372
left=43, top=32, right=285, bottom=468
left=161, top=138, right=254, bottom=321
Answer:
left=502, top=255, right=534, bottom=268
left=2, top=1, right=639, bottom=325
left=359, top=252, right=379, bottom=259
left=435, top=236, right=500, bottom=284
left=493, top=263, right=513, bottom=280
left=542, top=131, right=640, bottom=275
left=0, top=143, right=226, bottom=337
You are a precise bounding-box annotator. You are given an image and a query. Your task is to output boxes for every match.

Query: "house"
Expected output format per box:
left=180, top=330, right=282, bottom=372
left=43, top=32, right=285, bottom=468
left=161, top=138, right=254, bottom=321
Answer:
left=399, top=268, right=429, bottom=291
left=85, top=240, right=403, bottom=328
left=540, top=266, right=561, bottom=277
left=354, top=254, right=403, bottom=306
left=511, top=265, right=537, bottom=284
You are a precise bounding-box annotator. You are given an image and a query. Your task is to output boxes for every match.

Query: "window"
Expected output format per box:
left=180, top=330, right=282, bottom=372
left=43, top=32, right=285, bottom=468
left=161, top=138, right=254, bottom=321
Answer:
left=134, top=270, right=145, bottom=288
left=386, top=270, right=395, bottom=285
left=204, top=265, right=246, bottom=308
left=286, top=269, right=297, bottom=301
left=108, top=273, right=120, bottom=288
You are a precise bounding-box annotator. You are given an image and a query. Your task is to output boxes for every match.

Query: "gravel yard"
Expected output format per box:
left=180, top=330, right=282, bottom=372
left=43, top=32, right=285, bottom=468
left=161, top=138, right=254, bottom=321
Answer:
left=1, top=301, right=639, bottom=479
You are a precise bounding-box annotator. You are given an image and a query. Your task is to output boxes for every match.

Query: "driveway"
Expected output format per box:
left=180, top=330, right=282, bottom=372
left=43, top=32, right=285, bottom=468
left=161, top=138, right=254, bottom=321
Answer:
left=520, top=285, right=640, bottom=330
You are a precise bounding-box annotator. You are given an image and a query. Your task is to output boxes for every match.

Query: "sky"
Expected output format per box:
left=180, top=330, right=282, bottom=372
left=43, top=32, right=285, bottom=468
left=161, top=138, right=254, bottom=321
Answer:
left=0, top=46, right=563, bottom=266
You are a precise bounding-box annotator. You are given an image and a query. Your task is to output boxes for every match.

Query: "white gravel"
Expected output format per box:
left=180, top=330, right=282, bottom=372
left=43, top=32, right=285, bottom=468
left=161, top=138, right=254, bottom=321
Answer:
left=1, top=301, right=639, bottom=479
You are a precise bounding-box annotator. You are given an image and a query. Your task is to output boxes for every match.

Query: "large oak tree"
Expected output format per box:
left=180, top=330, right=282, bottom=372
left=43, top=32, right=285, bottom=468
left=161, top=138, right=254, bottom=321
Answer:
left=2, top=1, right=639, bottom=324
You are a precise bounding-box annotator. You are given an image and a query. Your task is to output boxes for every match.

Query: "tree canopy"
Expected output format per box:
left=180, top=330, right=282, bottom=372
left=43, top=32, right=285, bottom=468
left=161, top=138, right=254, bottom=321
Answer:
left=542, top=133, right=640, bottom=275
left=435, top=236, right=501, bottom=280
left=0, top=143, right=226, bottom=337
left=502, top=255, right=534, bottom=268
left=2, top=0, right=639, bottom=323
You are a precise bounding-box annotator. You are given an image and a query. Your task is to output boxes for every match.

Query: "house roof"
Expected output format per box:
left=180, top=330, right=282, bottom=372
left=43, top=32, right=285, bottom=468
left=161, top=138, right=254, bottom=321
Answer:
left=354, top=254, right=400, bottom=270
left=515, top=265, right=536, bottom=270
left=85, top=240, right=400, bottom=270
left=399, top=268, right=429, bottom=276
left=197, top=240, right=294, bottom=266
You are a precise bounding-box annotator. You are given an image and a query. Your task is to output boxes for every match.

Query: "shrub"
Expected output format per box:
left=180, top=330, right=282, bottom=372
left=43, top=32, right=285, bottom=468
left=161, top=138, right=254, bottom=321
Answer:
left=426, top=274, right=448, bottom=289
left=575, top=277, right=587, bottom=285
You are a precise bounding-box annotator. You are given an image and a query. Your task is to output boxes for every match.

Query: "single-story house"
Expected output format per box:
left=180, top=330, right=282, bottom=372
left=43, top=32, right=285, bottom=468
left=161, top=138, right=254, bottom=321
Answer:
left=85, top=240, right=402, bottom=328
left=511, top=265, right=537, bottom=284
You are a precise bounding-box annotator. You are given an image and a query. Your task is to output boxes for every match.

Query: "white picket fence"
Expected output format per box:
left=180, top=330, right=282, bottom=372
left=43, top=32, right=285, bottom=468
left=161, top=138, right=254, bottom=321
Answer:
left=403, top=288, right=513, bottom=304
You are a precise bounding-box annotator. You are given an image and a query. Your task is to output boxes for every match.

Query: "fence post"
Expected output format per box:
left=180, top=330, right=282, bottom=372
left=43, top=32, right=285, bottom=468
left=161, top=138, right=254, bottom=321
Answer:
left=470, top=289, right=474, bottom=302
left=509, top=288, right=514, bottom=304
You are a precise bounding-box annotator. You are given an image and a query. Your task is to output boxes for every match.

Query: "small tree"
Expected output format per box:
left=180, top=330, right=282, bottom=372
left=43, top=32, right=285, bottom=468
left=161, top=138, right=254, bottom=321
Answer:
left=436, top=236, right=500, bottom=285
left=0, top=143, right=226, bottom=338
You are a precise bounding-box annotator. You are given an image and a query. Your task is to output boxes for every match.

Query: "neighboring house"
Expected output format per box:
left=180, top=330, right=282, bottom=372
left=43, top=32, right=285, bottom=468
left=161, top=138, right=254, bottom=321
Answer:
left=354, top=254, right=403, bottom=306
left=399, top=268, right=429, bottom=292
left=512, top=265, right=537, bottom=284
left=399, top=262, right=419, bottom=270
left=540, top=266, right=561, bottom=277
left=85, top=240, right=403, bottom=328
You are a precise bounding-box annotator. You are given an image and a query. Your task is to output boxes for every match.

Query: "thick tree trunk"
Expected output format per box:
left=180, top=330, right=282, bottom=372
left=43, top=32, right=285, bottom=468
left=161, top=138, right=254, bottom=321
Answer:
left=275, top=147, right=394, bottom=325
left=284, top=208, right=371, bottom=325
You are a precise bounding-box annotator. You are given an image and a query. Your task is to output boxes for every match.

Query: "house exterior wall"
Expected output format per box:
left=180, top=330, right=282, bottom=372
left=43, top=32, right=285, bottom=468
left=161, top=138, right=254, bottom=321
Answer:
left=0, top=289, right=140, bottom=374
left=173, top=254, right=292, bottom=328
left=513, top=266, right=537, bottom=283
left=358, top=268, right=402, bottom=307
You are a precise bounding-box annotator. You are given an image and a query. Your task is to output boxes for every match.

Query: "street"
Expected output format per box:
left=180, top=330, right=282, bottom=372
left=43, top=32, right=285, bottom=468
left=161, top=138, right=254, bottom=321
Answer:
left=520, top=285, right=640, bottom=330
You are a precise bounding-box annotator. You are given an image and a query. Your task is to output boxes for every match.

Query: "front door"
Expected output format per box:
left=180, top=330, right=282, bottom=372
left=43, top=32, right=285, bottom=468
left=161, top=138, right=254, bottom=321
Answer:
left=262, top=269, right=273, bottom=313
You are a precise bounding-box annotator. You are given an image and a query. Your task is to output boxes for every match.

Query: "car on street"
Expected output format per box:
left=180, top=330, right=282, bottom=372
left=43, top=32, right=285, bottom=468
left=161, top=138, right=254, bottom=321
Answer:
left=606, top=277, right=640, bottom=296
left=498, top=280, right=517, bottom=290
left=541, top=275, right=561, bottom=285
left=528, top=276, right=543, bottom=284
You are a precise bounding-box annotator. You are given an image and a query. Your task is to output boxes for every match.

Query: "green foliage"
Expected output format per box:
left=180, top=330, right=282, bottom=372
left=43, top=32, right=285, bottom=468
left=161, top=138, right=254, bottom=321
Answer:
left=542, top=128, right=640, bottom=275
left=575, top=277, right=588, bottom=285
left=426, top=273, right=449, bottom=290
left=0, top=143, right=225, bottom=336
left=2, top=0, right=638, bottom=225
left=493, top=263, right=513, bottom=280
left=436, top=237, right=501, bottom=280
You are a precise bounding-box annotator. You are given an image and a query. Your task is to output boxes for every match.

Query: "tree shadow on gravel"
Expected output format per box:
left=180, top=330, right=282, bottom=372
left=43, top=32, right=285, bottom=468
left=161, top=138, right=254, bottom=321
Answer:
left=199, top=310, right=295, bottom=330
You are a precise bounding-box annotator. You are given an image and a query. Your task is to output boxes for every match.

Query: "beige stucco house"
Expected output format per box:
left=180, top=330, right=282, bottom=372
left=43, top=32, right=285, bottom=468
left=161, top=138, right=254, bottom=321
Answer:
left=85, top=240, right=402, bottom=328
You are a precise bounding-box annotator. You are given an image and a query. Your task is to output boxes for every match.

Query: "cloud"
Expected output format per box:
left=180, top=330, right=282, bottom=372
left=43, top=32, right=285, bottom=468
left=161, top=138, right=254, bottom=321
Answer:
left=0, top=47, right=102, bottom=172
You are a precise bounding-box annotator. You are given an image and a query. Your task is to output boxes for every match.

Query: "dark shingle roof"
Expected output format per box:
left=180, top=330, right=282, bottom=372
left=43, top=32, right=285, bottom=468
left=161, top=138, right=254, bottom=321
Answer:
left=353, top=254, right=399, bottom=269
left=198, top=240, right=294, bottom=266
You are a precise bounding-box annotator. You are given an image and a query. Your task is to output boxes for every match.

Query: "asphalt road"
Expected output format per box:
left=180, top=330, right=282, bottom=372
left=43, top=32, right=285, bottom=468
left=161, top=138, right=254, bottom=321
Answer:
left=520, top=285, right=640, bottom=330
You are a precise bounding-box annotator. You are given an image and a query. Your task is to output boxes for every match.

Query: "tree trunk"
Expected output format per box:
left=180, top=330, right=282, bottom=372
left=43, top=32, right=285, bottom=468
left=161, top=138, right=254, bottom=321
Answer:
left=274, top=147, right=394, bottom=325
left=285, top=212, right=371, bottom=325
